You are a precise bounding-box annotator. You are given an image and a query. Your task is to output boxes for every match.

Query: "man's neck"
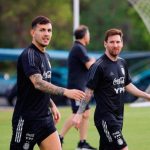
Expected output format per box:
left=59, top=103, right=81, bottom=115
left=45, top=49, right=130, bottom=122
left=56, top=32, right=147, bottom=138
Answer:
left=105, top=51, right=118, bottom=61
left=76, top=39, right=86, bottom=46
left=32, top=41, right=45, bottom=53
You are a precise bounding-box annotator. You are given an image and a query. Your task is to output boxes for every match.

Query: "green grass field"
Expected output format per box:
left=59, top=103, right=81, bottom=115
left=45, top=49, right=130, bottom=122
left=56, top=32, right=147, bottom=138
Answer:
left=0, top=105, right=150, bottom=150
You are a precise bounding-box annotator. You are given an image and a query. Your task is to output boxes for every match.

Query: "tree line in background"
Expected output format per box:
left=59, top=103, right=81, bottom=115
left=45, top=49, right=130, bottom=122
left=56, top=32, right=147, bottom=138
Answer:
left=0, top=0, right=149, bottom=51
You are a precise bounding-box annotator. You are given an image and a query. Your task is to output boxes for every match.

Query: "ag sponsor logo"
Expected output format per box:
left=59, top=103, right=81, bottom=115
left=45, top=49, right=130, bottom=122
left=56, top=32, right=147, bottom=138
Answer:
left=25, top=133, right=34, bottom=141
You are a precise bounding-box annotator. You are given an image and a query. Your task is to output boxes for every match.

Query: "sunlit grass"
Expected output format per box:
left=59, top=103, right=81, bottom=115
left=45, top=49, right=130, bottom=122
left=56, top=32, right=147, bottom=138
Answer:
left=0, top=105, right=150, bottom=150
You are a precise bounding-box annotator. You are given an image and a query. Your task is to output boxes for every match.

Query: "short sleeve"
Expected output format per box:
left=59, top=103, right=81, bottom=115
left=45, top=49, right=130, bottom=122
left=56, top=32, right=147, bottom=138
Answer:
left=21, top=49, right=41, bottom=77
left=124, top=61, right=132, bottom=85
left=87, top=63, right=103, bottom=90
left=78, top=47, right=90, bottom=64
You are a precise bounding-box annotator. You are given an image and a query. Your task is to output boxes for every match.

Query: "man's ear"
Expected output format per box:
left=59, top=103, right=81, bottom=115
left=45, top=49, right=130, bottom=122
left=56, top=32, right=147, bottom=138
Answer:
left=30, top=29, right=34, bottom=37
left=104, top=41, right=107, bottom=48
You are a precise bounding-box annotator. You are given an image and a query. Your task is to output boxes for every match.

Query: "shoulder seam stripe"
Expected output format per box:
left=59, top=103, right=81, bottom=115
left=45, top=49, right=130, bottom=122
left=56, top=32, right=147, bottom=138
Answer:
left=90, top=58, right=103, bottom=79
left=28, top=48, right=35, bottom=66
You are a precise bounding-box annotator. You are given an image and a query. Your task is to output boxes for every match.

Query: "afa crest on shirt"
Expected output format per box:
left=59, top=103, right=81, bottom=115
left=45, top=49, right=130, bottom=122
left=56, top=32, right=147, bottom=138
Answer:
left=23, top=142, right=30, bottom=150
left=48, top=61, right=51, bottom=68
left=121, top=67, right=125, bottom=75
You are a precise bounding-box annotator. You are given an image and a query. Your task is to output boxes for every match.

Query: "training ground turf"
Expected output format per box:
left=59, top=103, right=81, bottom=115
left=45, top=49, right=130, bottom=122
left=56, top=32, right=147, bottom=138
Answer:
left=0, top=105, right=150, bottom=150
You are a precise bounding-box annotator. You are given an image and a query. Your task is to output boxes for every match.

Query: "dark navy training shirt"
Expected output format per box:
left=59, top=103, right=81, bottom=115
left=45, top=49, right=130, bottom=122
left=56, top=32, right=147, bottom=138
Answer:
left=87, top=54, right=132, bottom=126
left=13, top=44, right=52, bottom=121
left=68, top=41, right=90, bottom=91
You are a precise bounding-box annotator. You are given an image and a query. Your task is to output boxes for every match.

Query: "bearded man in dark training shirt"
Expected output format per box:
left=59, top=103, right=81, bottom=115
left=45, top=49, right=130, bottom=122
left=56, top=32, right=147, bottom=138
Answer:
left=73, top=28, right=150, bottom=150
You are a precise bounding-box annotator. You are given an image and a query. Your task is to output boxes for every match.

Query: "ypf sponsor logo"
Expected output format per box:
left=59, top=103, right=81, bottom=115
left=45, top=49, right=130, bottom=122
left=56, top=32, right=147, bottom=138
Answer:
left=113, top=77, right=125, bottom=94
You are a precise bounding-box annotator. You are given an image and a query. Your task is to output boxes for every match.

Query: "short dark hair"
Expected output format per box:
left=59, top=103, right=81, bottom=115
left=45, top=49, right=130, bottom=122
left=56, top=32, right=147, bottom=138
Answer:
left=104, top=28, right=123, bottom=42
left=31, top=16, right=51, bottom=29
left=74, top=25, right=88, bottom=40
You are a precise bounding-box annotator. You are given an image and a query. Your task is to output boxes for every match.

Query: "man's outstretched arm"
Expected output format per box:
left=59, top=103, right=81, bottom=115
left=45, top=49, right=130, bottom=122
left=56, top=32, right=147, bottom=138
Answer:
left=29, top=73, right=85, bottom=101
left=126, top=83, right=150, bottom=101
left=73, top=88, right=93, bottom=128
left=77, top=88, right=94, bottom=114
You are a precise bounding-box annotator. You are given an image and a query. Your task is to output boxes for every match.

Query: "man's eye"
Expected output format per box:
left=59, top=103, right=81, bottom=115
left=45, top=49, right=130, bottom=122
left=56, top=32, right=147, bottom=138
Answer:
left=48, top=29, right=52, bottom=32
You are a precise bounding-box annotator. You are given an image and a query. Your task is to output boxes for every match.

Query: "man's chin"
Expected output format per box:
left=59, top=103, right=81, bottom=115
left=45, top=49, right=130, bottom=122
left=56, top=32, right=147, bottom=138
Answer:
left=41, top=44, right=48, bottom=48
left=112, top=52, right=120, bottom=57
left=110, top=53, right=118, bottom=58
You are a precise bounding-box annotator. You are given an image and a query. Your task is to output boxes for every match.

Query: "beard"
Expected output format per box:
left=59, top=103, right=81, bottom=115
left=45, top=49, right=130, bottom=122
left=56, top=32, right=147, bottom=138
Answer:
left=39, top=43, right=47, bottom=48
left=109, top=48, right=120, bottom=57
left=37, top=40, right=50, bottom=48
left=35, top=37, right=50, bottom=48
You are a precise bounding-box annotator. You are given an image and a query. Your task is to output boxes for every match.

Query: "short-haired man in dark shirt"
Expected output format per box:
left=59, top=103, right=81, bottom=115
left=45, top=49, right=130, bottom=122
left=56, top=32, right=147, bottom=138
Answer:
left=73, top=28, right=150, bottom=150
left=59, top=25, right=96, bottom=150
left=10, top=16, right=85, bottom=150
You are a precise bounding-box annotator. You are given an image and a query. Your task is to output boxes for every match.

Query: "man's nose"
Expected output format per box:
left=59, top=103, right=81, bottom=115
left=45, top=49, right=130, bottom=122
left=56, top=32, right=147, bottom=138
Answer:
left=45, top=30, right=50, bottom=35
left=113, top=42, right=118, bottom=47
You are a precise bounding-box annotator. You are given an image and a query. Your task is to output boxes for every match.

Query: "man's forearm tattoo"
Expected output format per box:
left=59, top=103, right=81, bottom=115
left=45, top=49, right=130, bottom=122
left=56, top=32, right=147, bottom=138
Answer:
left=30, top=74, right=65, bottom=96
left=77, top=100, right=89, bottom=114
left=77, top=88, right=93, bottom=114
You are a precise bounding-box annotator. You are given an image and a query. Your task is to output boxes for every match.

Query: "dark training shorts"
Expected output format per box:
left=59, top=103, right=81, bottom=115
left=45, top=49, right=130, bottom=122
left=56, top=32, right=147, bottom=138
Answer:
left=10, top=115, right=56, bottom=150
left=96, top=119, right=127, bottom=150
left=70, top=99, right=90, bottom=113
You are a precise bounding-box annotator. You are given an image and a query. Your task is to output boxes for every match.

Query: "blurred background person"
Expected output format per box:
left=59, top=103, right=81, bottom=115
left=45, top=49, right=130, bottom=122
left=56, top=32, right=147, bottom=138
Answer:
left=59, top=25, right=96, bottom=150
